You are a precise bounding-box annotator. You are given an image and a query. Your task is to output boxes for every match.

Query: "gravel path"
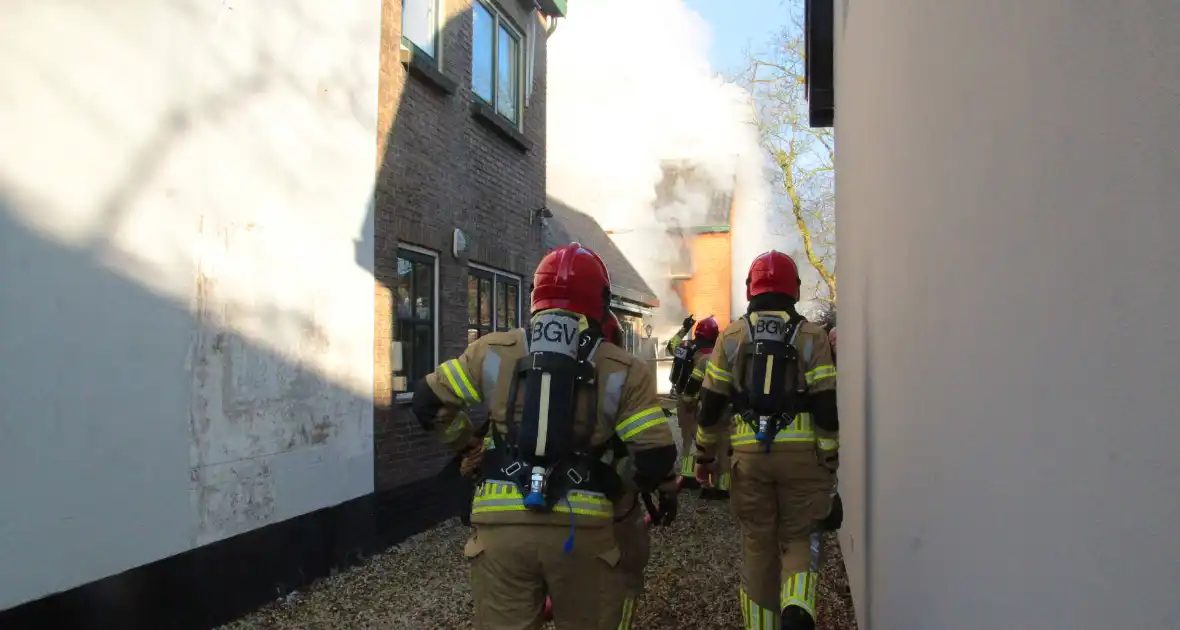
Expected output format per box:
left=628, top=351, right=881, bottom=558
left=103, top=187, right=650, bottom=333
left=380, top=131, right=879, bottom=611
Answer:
left=220, top=492, right=858, bottom=630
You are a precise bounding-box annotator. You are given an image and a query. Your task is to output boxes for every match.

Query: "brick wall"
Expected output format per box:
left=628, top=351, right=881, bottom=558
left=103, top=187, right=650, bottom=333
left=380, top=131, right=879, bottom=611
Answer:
left=373, top=0, right=549, bottom=492
left=679, top=232, right=733, bottom=330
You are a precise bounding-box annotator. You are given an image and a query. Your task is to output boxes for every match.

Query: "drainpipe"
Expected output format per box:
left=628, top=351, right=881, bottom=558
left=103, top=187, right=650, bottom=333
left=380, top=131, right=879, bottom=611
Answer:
left=526, top=4, right=560, bottom=108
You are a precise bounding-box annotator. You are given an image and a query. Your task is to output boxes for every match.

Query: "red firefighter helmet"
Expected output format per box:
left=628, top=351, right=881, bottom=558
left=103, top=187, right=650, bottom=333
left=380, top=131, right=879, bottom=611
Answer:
left=602, top=311, right=623, bottom=344
left=531, top=242, right=611, bottom=320
left=694, top=316, right=720, bottom=343
left=746, top=250, right=801, bottom=300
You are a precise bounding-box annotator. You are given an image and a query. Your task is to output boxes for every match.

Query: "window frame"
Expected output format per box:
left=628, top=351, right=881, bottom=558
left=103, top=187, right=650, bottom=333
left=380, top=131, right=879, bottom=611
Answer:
left=467, top=263, right=523, bottom=343
left=394, top=245, right=440, bottom=401
left=613, top=311, right=643, bottom=355
left=471, top=0, right=525, bottom=129
left=401, top=0, right=445, bottom=65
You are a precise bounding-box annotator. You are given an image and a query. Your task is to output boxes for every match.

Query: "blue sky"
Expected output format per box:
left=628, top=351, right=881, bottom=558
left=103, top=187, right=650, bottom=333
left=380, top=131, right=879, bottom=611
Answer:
left=683, top=0, right=793, bottom=73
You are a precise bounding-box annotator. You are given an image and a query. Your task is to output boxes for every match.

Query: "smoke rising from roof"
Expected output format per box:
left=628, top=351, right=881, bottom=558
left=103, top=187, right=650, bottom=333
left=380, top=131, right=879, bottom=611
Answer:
left=545, top=0, right=778, bottom=334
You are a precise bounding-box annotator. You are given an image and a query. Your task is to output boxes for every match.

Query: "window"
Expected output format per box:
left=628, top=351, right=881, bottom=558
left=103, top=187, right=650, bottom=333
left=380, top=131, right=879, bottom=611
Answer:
left=615, top=312, right=643, bottom=355
left=395, top=247, right=438, bottom=391
left=669, top=228, right=694, bottom=278
left=472, top=0, right=523, bottom=125
left=402, top=0, right=441, bottom=59
left=467, top=265, right=521, bottom=343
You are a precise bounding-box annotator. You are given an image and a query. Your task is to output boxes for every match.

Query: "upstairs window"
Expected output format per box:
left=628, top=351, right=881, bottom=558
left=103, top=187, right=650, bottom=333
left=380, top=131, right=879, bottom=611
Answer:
left=472, top=0, right=523, bottom=125
left=402, top=0, right=442, bottom=59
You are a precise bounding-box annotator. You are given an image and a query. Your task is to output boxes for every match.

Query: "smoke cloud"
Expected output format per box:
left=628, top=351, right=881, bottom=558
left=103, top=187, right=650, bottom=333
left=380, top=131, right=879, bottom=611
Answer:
left=546, top=0, right=779, bottom=335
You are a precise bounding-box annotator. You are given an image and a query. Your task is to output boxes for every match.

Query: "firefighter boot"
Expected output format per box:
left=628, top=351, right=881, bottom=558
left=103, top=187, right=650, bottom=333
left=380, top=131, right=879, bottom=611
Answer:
left=781, top=605, right=816, bottom=630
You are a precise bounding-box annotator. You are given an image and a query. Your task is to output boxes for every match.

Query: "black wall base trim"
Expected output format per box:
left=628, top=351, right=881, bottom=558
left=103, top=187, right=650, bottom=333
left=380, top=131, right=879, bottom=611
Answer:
left=0, top=468, right=469, bottom=630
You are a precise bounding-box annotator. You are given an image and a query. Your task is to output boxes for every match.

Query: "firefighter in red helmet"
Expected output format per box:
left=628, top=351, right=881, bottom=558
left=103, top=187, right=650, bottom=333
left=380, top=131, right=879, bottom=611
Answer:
left=411, top=243, right=678, bottom=629
left=540, top=308, right=657, bottom=625
left=665, top=316, right=731, bottom=497
left=692, top=250, right=840, bottom=630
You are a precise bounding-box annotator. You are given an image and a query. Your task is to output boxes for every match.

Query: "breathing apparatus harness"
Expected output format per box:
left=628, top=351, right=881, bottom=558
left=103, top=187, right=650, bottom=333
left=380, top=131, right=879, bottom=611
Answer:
left=735, top=311, right=808, bottom=452
left=482, top=309, right=623, bottom=551
left=668, top=337, right=698, bottom=395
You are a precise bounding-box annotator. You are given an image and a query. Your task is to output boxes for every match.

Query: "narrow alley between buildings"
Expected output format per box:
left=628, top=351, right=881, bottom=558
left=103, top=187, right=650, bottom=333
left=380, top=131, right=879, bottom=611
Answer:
left=220, top=493, right=856, bottom=630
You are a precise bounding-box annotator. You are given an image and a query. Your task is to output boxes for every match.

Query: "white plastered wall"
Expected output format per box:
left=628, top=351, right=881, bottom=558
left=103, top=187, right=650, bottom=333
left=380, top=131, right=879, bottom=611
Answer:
left=834, top=0, right=1180, bottom=628
left=0, top=0, right=380, bottom=609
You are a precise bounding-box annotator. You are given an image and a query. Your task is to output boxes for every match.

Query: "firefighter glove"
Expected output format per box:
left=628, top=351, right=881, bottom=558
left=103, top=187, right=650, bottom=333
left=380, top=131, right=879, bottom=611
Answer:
left=458, top=439, right=485, bottom=480
left=694, top=457, right=719, bottom=488
left=654, top=490, right=679, bottom=527
left=682, top=315, right=695, bottom=331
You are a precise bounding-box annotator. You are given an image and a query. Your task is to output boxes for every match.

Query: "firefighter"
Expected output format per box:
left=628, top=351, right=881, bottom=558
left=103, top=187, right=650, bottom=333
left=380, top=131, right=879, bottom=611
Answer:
left=692, top=250, right=839, bottom=630
left=828, top=326, right=837, bottom=361
left=598, top=311, right=655, bottom=622
left=411, top=243, right=679, bottom=630
left=666, top=316, right=731, bottom=497
left=541, top=311, right=654, bottom=624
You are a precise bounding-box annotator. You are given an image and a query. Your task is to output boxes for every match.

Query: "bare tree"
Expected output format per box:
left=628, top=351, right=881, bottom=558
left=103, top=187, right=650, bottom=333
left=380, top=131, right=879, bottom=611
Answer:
left=740, top=12, right=837, bottom=304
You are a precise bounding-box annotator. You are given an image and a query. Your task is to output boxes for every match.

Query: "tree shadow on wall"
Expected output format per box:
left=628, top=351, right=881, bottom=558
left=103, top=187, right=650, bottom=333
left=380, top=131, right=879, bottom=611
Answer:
left=0, top=190, right=381, bottom=629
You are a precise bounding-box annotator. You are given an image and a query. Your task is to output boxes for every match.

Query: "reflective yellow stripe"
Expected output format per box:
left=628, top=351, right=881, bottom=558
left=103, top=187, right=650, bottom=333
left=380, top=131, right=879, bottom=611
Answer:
left=695, top=425, right=718, bottom=446
left=679, top=454, right=695, bottom=476
left=690, top=368, right=704, bottom=379
left=442, top=415, right=472, bottom=443
left=471, top=481, right=612, bottom=517
left=718, top=470, right=731, bottom=491
left=730, top=413, right=816, bottom=446
left=817, top=437, right=839, bottom=451
left=706, top=361, right=731, bottom=383
left=615, top=407, right=667, bottom=441
left=617, top=596, right=635, bottom=629
left=740, top=588, right=778, bottom=630
left=440, top=359, right=482, bottom=403
left=780, top=570, right=818, bottom=619
left=804, top=364, right=836, bottom=386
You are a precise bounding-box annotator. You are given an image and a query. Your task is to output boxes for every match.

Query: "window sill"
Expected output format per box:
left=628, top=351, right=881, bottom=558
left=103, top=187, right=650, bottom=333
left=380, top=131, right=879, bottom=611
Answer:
left=399, top=43, right=457, bottom=95
left=471, top=100, right=531, bottom=152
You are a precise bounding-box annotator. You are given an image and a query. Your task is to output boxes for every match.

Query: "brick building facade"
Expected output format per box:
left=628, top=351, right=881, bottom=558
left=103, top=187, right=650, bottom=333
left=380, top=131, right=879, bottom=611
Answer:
left=374, top=0, right=565, bottom=497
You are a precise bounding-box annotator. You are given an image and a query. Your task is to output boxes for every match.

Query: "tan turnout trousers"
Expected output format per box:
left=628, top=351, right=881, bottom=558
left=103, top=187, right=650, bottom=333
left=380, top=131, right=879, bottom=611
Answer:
left=730, top=450, right=832, bottom=627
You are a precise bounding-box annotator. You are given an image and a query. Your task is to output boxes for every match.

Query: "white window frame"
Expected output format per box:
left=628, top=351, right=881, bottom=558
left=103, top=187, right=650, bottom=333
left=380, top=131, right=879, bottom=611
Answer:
left=471, top=0, right=526, bottom=129
left=394, top=244, right=440, bottom=402
left=467, top=262, right=523, bottom=338
left=609, top=296, right=654, bottom=318
left=401, top=0, right=445, bottom=66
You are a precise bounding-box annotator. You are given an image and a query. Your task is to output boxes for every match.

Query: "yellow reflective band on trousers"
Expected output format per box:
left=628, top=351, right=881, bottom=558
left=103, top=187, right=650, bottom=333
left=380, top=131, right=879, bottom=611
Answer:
left=817, top=437, right=839, bottom=451
left=471, top=481, right=613, bottom=518
left=804, top=364, right=836, bottom=386
left=617, top=596, right=636, bottom=629
left=440, top=359, right=482, bottom=403
left=679, top=454, right=694, bottom=477
left=780, top=571, right=818, bottom=619
left=740, top=588, right=779, bottom=630
left=730, top=413, right=816, bottom=447
left=615, top=407, right=667, bottom=441
left=690, top=368, right=704, bottom=380
left=706, top=361, right=731, bottom=383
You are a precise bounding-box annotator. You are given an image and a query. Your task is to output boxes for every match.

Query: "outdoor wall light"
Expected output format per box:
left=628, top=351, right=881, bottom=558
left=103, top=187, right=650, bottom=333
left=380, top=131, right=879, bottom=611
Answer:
left=530, top=206, right=553, bottom=226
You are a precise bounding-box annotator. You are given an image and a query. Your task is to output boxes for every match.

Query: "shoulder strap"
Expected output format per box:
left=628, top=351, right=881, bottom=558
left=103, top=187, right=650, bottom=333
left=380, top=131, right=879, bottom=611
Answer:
left=574, top=333, right=601, bottom=454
